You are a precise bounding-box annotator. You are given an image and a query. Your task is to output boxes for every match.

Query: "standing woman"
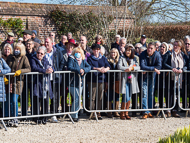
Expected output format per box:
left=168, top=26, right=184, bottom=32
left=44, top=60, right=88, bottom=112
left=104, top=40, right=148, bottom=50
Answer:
left=87, top=43, right=111, bottom=119
left=30, top=46, right=53, bottom=124
left=95, top=35, right=108, bottom=57
left=118, top=46, right=140, bottom=120
left=67, top=47, right=91, bottom=122
left=163, top=40, right=188, bottom=117
left=61, top=39, right=77, bottom=113
left=107, top=48, right=120, bottom=118
left=2, top=44, right=13, bottom=62
left=6, top=43, right=31, bottom=126
left=0, top=51, right=11, bottom=117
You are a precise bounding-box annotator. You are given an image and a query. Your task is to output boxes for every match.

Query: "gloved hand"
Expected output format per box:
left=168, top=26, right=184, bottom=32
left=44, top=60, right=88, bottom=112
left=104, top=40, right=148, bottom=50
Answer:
left=4, top=77, right=8, bottom=85
left=14, top=70, right=21, bottom=77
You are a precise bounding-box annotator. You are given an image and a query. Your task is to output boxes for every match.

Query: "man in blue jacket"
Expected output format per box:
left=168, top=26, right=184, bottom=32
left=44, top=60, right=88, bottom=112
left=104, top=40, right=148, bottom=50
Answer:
left=45, top=37, right=65, bottom=122
left=140, top=42, right=162, bottom=119
left=55, top=35, right=67, bottom=55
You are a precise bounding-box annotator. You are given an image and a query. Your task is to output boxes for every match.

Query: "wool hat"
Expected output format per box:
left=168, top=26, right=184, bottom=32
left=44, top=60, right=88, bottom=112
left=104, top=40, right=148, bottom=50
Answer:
left=141, top=35, right=146, bottom=38
left=32, top=30, right=37, bottom=36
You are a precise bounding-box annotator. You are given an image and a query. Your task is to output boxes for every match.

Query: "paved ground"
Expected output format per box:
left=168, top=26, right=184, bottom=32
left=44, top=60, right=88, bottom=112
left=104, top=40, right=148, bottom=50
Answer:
left=0, top=112, right=190, bottom=143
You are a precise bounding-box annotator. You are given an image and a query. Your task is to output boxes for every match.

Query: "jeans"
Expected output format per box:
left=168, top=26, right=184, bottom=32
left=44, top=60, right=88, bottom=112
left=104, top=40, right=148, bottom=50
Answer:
left=4, top=94, right=19, bottom=117
left=142, top=75, right=156, bottom=114
left=122, top=82, right=130, bottom=103
left=69, top=86, right=83, bottom=119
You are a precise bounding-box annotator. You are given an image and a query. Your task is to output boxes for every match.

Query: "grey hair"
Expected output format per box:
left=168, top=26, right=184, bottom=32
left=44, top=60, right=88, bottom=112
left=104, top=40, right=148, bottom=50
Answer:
left=119, top=37, right=126, bottom=43
left=37, top=46, right=47, bottom=55
left=68, top=32, right=72, bottom=36
left=135, top=43, right=142, bottom=47
left=168, top=43, right=173, bottom=50
left=155, top=41, right=161, bottom=45
left=184, top=35, right=190, bottom=41
left=140, top=46, right=147, bottom=51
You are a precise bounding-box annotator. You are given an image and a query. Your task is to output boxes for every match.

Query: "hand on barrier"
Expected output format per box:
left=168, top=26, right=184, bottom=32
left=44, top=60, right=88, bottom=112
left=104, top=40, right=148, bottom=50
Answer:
left=4, top=77, right=8, bottom=85
left=14, top=70, right=21, bottom=77
left=80, top=69, right=84, bottom=76
left=154, top=68, right=160, bottom=75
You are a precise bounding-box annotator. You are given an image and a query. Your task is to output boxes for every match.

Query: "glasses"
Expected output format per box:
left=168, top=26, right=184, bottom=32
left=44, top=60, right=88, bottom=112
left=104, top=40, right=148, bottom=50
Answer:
left=135, top=47, right=140, bottom=49
left=27, top=43, right=32, bottom=46
left=51, top=35, right=54, bottom=36
left=160, top=46, right=165, bottom=48
left=185, top=43, right=190, bottom=46
left=37, top=52, right=44, bottom=55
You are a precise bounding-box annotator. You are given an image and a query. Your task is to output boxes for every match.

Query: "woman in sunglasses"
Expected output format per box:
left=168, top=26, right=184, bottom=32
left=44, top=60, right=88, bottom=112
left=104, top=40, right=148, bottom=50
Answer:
left=30, top=46, right=54, bottom=124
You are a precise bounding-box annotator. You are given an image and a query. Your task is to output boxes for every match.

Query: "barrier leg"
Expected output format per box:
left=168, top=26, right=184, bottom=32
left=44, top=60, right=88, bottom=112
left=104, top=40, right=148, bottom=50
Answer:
left=61, top=114, right=67, bottom=122
left=186, top=111, right=188, bottom=118
left=89, top=112, right=93, bottom=120
left=68, top=114, right=74, bottom=124
left=156, top=110, right=161, bottom=117
left=161, top=110, right=166, bottom=120
left=94, top=112, right=98, bottom=122
left=1, top=120, right=7, bottom=131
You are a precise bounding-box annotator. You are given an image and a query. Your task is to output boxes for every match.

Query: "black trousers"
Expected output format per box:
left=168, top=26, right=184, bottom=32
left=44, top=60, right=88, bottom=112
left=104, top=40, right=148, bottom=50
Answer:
left=32, top=96, right=48, bottom=115
left=50, top=82, right=60, bottom=113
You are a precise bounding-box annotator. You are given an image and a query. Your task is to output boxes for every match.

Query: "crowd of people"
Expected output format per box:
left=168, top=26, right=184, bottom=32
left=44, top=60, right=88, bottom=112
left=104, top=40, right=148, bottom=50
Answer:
left=0, top=30, right=189, bottom=127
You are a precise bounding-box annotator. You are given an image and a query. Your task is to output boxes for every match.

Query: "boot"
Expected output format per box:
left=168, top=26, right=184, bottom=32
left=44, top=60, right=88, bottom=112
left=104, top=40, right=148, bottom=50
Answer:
left=107, top=102, right=112, bottom=118
left=125, top=101, right=131, bottom=120
left=120, top=102, right=126, bottom=120
left=114, top=101, right=120, bottom=117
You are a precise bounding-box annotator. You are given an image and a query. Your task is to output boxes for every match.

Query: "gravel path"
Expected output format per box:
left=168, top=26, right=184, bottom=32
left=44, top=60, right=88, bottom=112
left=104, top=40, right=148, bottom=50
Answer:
left=0, top=113, right=190, bottom=143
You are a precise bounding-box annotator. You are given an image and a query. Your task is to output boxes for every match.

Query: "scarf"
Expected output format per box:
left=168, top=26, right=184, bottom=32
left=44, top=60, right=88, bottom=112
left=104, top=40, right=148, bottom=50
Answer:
left=97, top=42, right=101, bottom=45
left=76, top=57, right=82, bottom=66
left=6, top=39, right=14, bottom=45
left=171, top=50, right=184, bottom=88
left=91, top=53, right=102, bottom=60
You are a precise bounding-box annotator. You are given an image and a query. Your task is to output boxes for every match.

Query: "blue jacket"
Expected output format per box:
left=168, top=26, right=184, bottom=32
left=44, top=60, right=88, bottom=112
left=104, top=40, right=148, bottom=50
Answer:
left=67, top=55, right=91, bottom=87
left=55, top=42, right=66, bottom=55
left=30, top=55, right=53, bottom=99
left=0, top=58, right=11, bottom=102
left=140, top=50, right=162, bottom=78
left=33, top=37, right=41, bottom=44
left=87, top=54, right=111, bottom=83
left=52, top=47, right=66, bottom=82
left=26, top=50, right=36, bottom=65
left=163, top=50, right=188, bottom=71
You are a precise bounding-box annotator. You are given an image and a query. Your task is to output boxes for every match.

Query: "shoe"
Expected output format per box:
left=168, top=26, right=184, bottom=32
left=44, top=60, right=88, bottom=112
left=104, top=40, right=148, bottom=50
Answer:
left=172, top=111, right=180, bottom=118
left=125, top=101, right=131, bottom=120
left=142, top=113, right=148, bottom=119
left=73, top=118, right=79, bottom=122
left=147, top=113, right=154, bottom=118
left=51, top=116, right=58, bottom=123
left=114, top=101, right=120, bottom=117
left=120, top=102, right=126, bottom=120
left=97, top=113, right=103, bottom=120
left=12, top=119, right=19, bottom=127
left=42, top=118, right=47, bottom=125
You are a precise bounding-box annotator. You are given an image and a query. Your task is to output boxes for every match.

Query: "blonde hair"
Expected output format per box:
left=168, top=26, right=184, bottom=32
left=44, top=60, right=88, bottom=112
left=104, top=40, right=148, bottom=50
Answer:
left=95, top=35, right=105, bottom=45
left=107, top=48, right=120, bottom=64
left=2, top=43, right=13, bottom=55
left=71, top=47, right=85, bottom=60
left=14, top=43, right=26, bottom=56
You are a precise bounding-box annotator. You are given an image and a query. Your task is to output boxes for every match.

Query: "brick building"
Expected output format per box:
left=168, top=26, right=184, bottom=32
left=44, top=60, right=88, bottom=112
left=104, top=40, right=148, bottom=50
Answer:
left=0, top=1, right=134, bottom=42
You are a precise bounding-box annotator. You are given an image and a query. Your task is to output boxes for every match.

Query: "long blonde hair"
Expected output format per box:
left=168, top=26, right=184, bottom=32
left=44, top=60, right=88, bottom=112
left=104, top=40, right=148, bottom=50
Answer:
left=107, top=48, right=120, bottom=64
left=71, top=47, right=85, bottom=60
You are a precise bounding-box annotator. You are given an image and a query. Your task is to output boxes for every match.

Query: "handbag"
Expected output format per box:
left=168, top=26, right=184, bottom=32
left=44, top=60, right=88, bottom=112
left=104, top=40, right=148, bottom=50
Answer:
left=6, top=57, right=22, bottom=93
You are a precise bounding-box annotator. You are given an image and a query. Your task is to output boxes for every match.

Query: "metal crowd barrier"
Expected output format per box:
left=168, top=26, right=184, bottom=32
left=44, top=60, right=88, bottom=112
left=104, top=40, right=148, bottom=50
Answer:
left=0, top=71, right=81, bottom=131
left=83, top=70, right=178, bottom=121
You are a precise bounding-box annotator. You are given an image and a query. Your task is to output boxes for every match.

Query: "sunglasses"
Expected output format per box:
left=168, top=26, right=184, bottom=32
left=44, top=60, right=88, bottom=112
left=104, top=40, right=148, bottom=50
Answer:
left=160, top=46, right=165, bottom=48
left=37, top=52, right=44, bottom=55
left=185, top=43, right=190, bottom=46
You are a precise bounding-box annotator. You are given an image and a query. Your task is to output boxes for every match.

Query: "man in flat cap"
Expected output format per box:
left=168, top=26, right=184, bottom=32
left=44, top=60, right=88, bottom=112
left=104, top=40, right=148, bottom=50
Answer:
left=0, top=32, right=15, bottom=50
left=22, top=30, right=40, bottom=51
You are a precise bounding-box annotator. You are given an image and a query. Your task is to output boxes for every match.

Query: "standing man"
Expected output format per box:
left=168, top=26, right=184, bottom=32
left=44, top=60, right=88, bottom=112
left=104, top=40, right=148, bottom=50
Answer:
left=67, top=32, right=73, bottom=40
left=134, top=43, right=142, bottom=56
left=140, top=35, right=148, bottom=48
left=49, top=32, right=56, bottom=45
left=45, top=37, right=65, bottom=122
left=80, top=36, right=92, bottom=58
left=140, top=42, right=162, bottom=119
left=55, top=35, right=67, bottom=54
left=111, top=35, right=120, bottom=49
left=32, top=30, right=41, bottom=44
left=185, top=36, right=190, bottom=55
left=23, top=30, right=40, bottom=51
left=155, top=41, right=161, bottom=51
left=0, top=32, right=15, bottom=50
left=118, top=37, right=126, bottom=56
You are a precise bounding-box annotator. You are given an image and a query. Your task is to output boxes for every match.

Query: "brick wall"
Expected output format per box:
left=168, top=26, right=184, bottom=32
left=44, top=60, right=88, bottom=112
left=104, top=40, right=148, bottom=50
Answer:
left=0, top=2, right=134, bottom=42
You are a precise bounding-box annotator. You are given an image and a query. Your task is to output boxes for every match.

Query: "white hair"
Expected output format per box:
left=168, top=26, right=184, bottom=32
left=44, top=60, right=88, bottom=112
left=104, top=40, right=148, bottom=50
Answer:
left=140, top=46, right=147, bottom=51
left=155, top=41, right=161, bottom=45
left=37, top=46, right=47, bottom=55
left=168, top=43, right=173, bottom=50
left=135, top=43, right=142, bottom=47
left=185, top=35, right=190, bottom=40
left=119, top=37, right=126, bottom=43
